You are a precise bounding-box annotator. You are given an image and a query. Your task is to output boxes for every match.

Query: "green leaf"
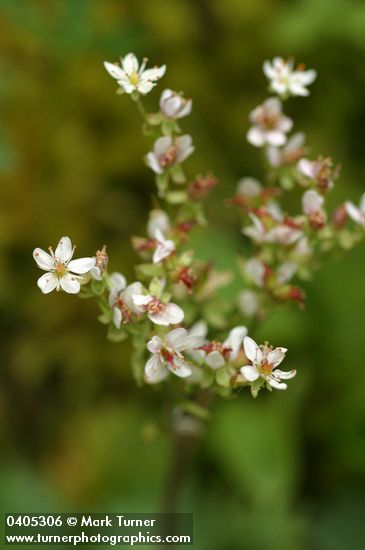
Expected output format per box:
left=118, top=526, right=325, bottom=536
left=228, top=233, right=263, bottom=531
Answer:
left=170, top=164, right=186, bottom=184
left=165, top=190, right=188, bottom=204
left=135, top=263, right=164, bottom=280
left=156, top=173, right=169, bottom=196
left=78, top=287, right=95, bottom=299
left=216, top=368, right=231, bottom=388
left=98, top=311, right=113, bottom=325
left=107, top=324, right=128, bottom=343
left=91, top=278, right=105, bottom=295
left=180, top=400, right=211, bottom=421
left=146, top=112, right=162, bottom=126
left=149, top=277, right=164, bottom=297
left=201, top=368, right=214, bottom=388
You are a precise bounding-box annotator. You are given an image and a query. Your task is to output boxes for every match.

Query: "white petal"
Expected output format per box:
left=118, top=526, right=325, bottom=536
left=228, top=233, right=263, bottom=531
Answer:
left=90, top=266, right=102, bottom=280
left=168, top=356, right=192, bottom=378
left=263, top=60, right=276, bottom=79
left=122, top=53, right=139, bottom=74
left=113, top=307, right=122, bottom=329
left=205, top=351, right=225, bottom=369
left=37, top=272, right=58, bottom=294
left=177, top=99, right=192, bottom=118
left=137, top=80, right=155, bottom=95
left=346, top=202, right=364, bottom=225
left=147, top=209, right=171, bottom=238
left=302, top=190, right=324, bottom=215
left=160, top=88, right=173, bottom=104
left=68, top=257, right=96, bottom=275
left=103, top=61, right=126, bottom=80
left=247, top=126, right=265, bottom=147
left=145, top=354, right=168, bottom=383
left=132, top=293, right=152, bottom=310
left=264, top=97, right=282, bottom=114
left=267, top=347, right=288, bottom=367
left=267, top=376, right=287, bottom=390
left=237, top=177, right=262, bottom=197
left=164, top=303, right=184, bottom=324
left=240, top=365, right=260, bottom=382
left=188, top=320, right=208, bottom=339
left=273, top=368, right=296, bottom=380
left=33, top=248, right=54, bottom=271
left=244, top=336, right=262, bottom=364
left=238, top=290, right=259, bottom=317
left=244, top=258, right=265, bottom=287
left=154, top=136, right=172, bottom=156
left=266, top=131, right=286, bottom=147
left=152, top=239, right=175, bottom=264
left=55, top=236, right=73, bottom=263
left=298, top=158, right=316, bottom=178
left=123, top=282, right=144, bottom=311
left=117, top=80, right=136, bottom=94
left=60, top=273, right=81, bottom=294
left=146, top=152, right=163, bottom=174
left=272, top=80, right=289, bottom=96
left=224, top=326, right=248, bottom=360
left=147, top=335, right=163, bottom=354
left=286, top=132, right=305, bottom=152
left=109, top=272, right=127, bottom=291
left=176, top=134, right=193, bottom=157
left=141, top=65, right=166, bottom=81
left=277, top=262, right=298, bottom=284
left=165, top=328, right=188, bottom=351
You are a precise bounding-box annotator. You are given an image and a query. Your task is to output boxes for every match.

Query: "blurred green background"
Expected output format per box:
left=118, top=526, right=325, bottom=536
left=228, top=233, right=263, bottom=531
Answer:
left=1, top=1, right=365, bottom=548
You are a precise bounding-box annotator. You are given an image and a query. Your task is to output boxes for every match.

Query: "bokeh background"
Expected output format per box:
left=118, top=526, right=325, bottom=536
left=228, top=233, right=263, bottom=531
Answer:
left=1, top=1, right=365, bottom=548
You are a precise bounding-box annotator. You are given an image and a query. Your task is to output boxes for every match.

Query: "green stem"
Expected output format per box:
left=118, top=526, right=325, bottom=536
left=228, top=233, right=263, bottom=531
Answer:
left=134, top=95, right=148, bottom=122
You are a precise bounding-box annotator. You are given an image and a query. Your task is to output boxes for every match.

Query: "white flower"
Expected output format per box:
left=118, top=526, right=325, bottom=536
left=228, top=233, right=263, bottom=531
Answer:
left=204, top=326, right=248, bottom=369
left=263, top=57, right=316, bottom=97
left=240, top=336, right=296, bottom=392
left=297, top=157, right=336, bottom=190
left=90, top=245, right=109, bottom=281
left=104, top=53, right=166, bottom=95
left=238, top=290, right=260, bottom=317
left=236, top=177, right=262, bottom=197
left=146, top=135, right=194, bottom=174
left=108, top=274, right=142, bottom=328
left=244, top=258, right=266, bottom=288
left=33, top=236, right=95, bottom=294
left=185, top=321, right=208, bottom=365
left=145, top=328, right=203, bottom=383
left=247, top=98, right=293, bottom=148
left=132, top=289, right=184, bottom=326
left=302, top=189, right=324, bottom=216
left=147, top=209, right=171, bottom=239
left=160, top=89, right=192, bottom=119
left=302, top=189, right=327, bottom=228
left=276, top=262, right=298, bottom=284
left=345, top=193, right=365, bottom=227
left=267, top=132, right=305, bottom=167
left=243, top=214, right=302, bottom=246
left=152, top=229, right=175, bottom=264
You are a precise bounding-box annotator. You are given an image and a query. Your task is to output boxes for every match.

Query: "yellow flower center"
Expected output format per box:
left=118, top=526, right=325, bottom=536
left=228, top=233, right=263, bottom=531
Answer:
left=129, top=72, right=140, bottom=86
left=54, top=262, right=67, bottom=276
left=260, top=360, right=272, bottom=375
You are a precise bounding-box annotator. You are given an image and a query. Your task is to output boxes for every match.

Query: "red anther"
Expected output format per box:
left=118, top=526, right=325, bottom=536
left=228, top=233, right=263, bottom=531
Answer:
left=188, top=173, right=218, bottom=200
left=177, top=220, right=196, bottom=234
left=289, top=286, right=306, bottom=304
left=283, top=215, right=302, bottom=229
left=179, top=266, right=197, bottom=291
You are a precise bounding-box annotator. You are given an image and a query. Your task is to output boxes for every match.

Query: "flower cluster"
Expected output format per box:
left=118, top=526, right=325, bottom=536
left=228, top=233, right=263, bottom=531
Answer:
left=33, top=53, right=365, bottom=406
